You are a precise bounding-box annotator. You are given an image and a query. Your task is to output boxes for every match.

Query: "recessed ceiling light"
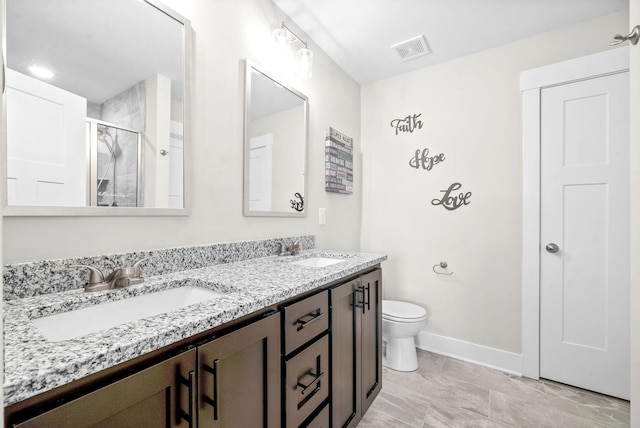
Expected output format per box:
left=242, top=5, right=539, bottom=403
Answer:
left=28, top=65, right=54, bottom=80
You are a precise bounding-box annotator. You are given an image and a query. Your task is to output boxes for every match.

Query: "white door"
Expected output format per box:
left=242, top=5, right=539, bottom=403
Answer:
left=249, top=134, right=273, bottom=211
left=6, top=69, right=87, bottom=206
left=540, top=72, right=630, bottom=399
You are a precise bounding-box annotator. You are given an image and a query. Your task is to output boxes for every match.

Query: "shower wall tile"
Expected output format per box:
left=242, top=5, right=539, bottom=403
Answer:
left=87, top=102, right=102, bottom=120
left=3, top=235, right=315, bottom=300
left=101, top=82, right=145, bottom=132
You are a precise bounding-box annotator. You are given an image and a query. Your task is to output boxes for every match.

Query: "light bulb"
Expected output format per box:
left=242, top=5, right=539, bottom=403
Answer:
left=295, top=48, right=314, bottom=79
left=272, top=27, right=291, bottom=62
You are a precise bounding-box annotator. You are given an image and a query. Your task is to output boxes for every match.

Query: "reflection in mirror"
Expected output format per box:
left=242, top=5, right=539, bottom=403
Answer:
left=3, top=0, right=190, bottom=215
left=244, top=61, right=308, bottom=217
left=91, top=121, right=141, bottom=207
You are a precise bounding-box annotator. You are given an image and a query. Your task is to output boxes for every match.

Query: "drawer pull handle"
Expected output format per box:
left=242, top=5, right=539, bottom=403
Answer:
left=177, top=370, right=195, bottom=428
left=203, top=359, right=220, bottom=420
left=296, top=370, right=325, bottom=395
left=295, top=310, right=325, bottom=331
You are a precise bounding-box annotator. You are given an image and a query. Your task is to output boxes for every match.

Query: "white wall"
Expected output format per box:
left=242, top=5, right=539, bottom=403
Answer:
left=361, top=11, right=629, bottom=356
left=629, top=0, right=639, bottom=423
left=2, top=0, right=362, bottom=263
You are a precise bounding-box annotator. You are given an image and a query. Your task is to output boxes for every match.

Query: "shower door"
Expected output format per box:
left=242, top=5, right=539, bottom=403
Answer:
left=88, top=120, right=141, bottom=207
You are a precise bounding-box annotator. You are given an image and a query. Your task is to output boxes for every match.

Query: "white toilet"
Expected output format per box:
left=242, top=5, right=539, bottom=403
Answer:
left=382, top=300, right=428, bottom=372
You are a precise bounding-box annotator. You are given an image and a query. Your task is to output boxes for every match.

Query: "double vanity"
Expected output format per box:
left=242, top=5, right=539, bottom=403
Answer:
left=3, top=236, right=386, bottom=427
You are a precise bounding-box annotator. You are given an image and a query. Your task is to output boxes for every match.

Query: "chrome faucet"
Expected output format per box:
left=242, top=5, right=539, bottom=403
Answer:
left=73, top=257, right=153, bottom=292
left=279, top=240, right=301, bottom=256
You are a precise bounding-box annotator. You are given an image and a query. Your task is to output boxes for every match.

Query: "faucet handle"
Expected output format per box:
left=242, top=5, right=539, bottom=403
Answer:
left=279, top=242, right=290, bottom=256
left=71, top=264, right=110, bottom=291
left=131, top=256, right=153, bottom=278
left=71, top=264, right=105, bottom=284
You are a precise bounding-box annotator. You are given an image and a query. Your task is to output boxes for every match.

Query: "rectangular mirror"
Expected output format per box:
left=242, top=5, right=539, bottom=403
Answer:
left=244, top=60, right=308, bottom=217
left=2, top=0, right=191, bottom=216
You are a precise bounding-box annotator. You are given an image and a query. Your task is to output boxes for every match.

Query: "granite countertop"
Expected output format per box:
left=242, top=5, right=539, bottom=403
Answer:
left=3, top=249, right=386, bottom=407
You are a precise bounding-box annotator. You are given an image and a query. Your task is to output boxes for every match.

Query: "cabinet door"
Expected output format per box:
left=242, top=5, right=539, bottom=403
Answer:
left=14, top=349, right=197, bottom=428
left=197, top=312, right=281, bottom=428
left=330, top=279, right=362, bottom=428
left=361, top=269, right=382, bottom=413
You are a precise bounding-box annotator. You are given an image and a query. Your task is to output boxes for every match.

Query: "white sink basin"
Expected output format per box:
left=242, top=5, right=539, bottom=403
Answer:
left=32, top=285, right=226, bottom=342
left=292, top=257, right=345, bottom=268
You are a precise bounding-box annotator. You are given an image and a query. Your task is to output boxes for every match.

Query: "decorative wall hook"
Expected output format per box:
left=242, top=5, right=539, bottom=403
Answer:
left=290, top=192, right=304, bottom=212
left=610, top=25, right=640, bottom=46
left=432, top=261, right=454, bottom=276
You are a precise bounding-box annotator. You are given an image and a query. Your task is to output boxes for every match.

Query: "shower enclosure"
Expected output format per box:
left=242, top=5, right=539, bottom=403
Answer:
left=86, top=119, right=141, bottom=207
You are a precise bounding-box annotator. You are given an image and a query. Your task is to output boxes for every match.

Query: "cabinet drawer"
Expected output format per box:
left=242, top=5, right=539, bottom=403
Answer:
left=285, top=335, right=329, bottom=427
left=301, top=403, right=329, bottom=428
left=283, top=290, right=329, bottom=354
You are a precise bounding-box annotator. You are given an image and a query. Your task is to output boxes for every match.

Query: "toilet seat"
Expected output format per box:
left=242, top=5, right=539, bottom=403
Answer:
left=382, top=300, right=427, bottom=322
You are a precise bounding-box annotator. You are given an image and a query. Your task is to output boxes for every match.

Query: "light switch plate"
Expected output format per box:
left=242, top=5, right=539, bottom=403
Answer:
left=319, top=208, right=326, bottom=225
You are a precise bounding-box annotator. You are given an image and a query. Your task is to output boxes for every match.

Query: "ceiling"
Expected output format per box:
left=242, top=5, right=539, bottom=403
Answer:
left=7, top=0, right=184, bottom=104
left=272, top=0, right=628, bottom=85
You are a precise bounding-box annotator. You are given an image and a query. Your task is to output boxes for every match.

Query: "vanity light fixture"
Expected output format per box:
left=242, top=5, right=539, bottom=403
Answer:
left=272, top=22, right=314, bottom=79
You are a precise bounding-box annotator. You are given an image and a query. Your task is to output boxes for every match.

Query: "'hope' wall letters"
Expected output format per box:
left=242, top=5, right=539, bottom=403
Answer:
left=409, top=148, right=445, bottom=171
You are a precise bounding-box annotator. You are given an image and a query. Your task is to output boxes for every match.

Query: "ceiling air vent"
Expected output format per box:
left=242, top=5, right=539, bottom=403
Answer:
left=391, top=35, right=430, bottom=62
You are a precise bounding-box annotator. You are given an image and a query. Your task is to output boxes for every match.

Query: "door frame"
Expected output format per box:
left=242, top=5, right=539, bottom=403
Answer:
left=520, top=47, right=629, bottom=379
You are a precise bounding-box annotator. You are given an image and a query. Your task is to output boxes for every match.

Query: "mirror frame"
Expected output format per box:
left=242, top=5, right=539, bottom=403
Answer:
left=243, top=59, right=308, bottom=218
left=1, top=0, right=192, bottom=216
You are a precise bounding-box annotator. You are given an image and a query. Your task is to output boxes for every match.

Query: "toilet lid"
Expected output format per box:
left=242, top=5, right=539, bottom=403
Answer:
left=382, top=300, right=427, bottom=320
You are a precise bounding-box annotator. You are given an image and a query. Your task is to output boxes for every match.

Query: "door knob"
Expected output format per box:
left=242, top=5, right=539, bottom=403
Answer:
left=545, top=243, right=559, bottom=253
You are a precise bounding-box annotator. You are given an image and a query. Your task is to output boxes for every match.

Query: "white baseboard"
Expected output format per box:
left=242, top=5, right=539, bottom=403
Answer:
left=415, top=331, right=523, bottom=376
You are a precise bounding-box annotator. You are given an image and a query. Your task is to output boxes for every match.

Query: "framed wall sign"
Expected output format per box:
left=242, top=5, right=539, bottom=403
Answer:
left=325, top=127, right=353, bottom=194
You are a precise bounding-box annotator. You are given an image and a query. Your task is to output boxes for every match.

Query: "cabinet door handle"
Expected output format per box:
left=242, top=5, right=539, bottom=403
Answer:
left=354, top=286, right=365, bottom=314
left=203, top=359, right=220, bottom=420
left=296, top=370, right=326, bottom=395
left=295, top=309, right=325, bottom=331
left=365, top=284, right=371, bottom=312
left=177, top=370, right=195, bottom=428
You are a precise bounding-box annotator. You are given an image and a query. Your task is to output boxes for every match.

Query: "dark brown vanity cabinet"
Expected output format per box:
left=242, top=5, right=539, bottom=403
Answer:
left=197, top=311, right=281, bottom=428
left=6, top=267, right=383, bottom=428
left=8, top=313, right=281, bottom=428
left=13, top=349, right=198, bottom=428
left=330, top=269, right=382, bottom=428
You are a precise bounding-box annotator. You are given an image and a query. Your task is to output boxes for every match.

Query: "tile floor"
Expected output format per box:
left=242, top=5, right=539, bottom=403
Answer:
left=358, top=349, right=630, bottom=428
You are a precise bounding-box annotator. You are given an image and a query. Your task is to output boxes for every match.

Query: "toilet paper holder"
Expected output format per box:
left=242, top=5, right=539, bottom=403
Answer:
left=433, top=261, right=454, bottom=276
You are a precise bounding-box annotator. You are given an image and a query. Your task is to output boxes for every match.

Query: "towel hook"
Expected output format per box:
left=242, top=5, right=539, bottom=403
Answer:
left=433, top=261, right=454, bottom=276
